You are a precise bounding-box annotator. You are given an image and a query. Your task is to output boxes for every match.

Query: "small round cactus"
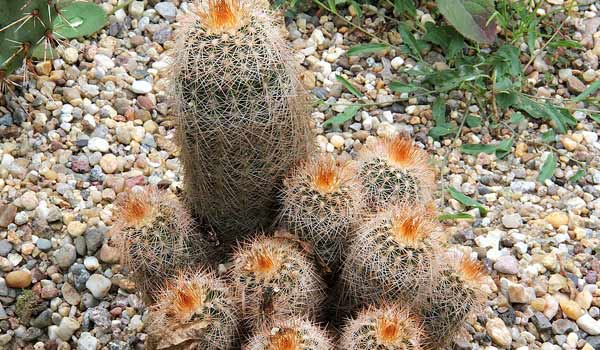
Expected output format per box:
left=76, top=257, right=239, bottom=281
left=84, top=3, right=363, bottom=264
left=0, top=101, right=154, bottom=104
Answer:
left=340, top=304, right=423, bottom=350
left=245, top=318, right=333, bottom=350
left=419, top=253, right=488, bottom=349
left=110, top=187, right=208, bottom=299
left=147, top=269, right=239, bottom=350
left=229, top=236, right=326, bottom=329
left=280, top=155, right=363, bottom=270
left=340, top=204, right=439, bottom=310
left=357, top=135, right=434, bottom=210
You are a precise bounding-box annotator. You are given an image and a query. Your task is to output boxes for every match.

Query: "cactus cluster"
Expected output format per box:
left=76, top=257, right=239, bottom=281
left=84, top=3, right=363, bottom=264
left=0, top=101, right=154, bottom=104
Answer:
left=280, top=155, right=363, bottom=269
left=172, top=0, right=312, bottom=243
left=245, top=318, right=333, bottom=350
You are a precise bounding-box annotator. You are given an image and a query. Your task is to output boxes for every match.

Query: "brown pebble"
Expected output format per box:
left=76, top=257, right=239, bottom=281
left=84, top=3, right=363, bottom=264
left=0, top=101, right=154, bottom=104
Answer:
left=6, top=270, right=33, bottom=288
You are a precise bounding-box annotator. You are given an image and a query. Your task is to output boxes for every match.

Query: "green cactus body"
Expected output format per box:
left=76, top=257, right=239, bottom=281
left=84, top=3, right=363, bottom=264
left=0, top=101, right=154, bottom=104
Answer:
left=419, top=255, right=487, bottom=349
left=340, top=305, right=422, bottom=350
left=172, top=0, right=312, bottom=242
left=147, top=270, right=239, bottom=350
left=280, top=156, right=363, bottom=270
left=340, top=205, right=438, bottom=311
left=230, top=236, right=326, bottom=330
left=245, top=318, right=333, bottom=350
left=358, top=136, right=434, bottom=211
left=110, top=187, right=208, bottom=300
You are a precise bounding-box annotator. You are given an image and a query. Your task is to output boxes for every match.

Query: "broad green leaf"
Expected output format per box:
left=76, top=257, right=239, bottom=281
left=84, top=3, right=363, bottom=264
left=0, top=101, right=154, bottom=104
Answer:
left=53, top=2, right=108, bottom=39
left=538, top=153, right=557, bottom=183
left=448, top=187, right=488, bottom=216
left=590, top=114, right=600, bottom=123
left=432, top=97, right=446, bottom=125
left=547, top=40, right=583, bottom=49
left=327, top=0, right=337, bottom=12
left=336, top=75, right=363, bottom=98
left=495, top=44, right=521, bottom=77
left=496, top=91, right=518, bottom=109
left=429, top=124, right=456, bottom=139
left=510, top=112, right=524, bottom=124
left=569, top=169, right=585, bottom=183
left=541, top=129, right=556, bottom=143
left=437, top=0, right=497, bottom=44
left=572, top=80, right=600, bottom=103
left=398, top=24, right=424, bottom=58
left=460, top=138, right=513, bottom=158
left=394, top=0, right=416, bottom=16
left=322, top=105, right=361, bottom=128
left=389, top=81, right=423, bottom=93
left=437, top=212, right=474, bottom=221
left=511, top=95, right=576, bottom=134
left=466, top=115, right=481, bottom=128
left=347, top=43, right=389, bottom=56
left=350, top=1, right=362, bottom=18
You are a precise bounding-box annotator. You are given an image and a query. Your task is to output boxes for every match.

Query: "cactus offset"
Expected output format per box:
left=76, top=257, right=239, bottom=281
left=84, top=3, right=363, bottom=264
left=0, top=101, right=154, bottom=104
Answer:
left=419, top=254, right=488, bottom=349
left=358, top=136, right=434, bottom=210
left=340, top=205, right=439, bottom=311
left=172, top=0, right=312, bottom=241
left=280, top=155, right=363, bottom=270
left=110, top=187, right=208, bottom=299
left=245, top=318, right=333, bottom=350
left=229, top=236, right=326, bottom=329
left=340, top=304, right=422, bottom=350
left=147, top=269, right=239, bottom=350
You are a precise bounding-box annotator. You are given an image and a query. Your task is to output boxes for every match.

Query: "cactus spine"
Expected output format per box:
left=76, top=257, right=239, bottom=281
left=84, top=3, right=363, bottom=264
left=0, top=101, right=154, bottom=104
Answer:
left=110, top=187, right=208, bottom=299
left=340, top=304, right=423, bottom=350
left=280, top=155, right=363, bottom=270
left=340, top=205, right=438, bottom=310
left=172, top=0, right=312, bottom=241
left=230, top=236, right=326, bottom=329
left=245, top=318, right=333, bottom=350
left=147, top=269, right=239, bottom=350
left=419, top=254, right=487, bottom=349
left=358, top=136, right=434, bottom=210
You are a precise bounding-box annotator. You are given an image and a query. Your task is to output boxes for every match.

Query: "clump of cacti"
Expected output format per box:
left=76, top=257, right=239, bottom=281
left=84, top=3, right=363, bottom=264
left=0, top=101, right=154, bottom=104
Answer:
left=171, top=0, right=312, bottom=242
left=229, top=235, right=326, bottom=329
left=110, top=187, right=208, bottom=300
left=245, top=318, right=333, bottom=350
left=358, top=135, right=434, bottom=210
left=0, top=0, right=106, bottom=92
left=340, top=304, right=422, bottom=350
left=340, top=205, right=439, bottom=311
left=147, top=269, right=239, bottom=350
left=419, top=253, right=488, bottom=349
left=280, top=155, right=363, bottom=270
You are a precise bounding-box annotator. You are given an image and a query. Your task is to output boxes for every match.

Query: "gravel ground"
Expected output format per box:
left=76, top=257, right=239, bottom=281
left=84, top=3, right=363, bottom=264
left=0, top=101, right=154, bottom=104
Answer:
left=0, top=0, right=599, bottom=349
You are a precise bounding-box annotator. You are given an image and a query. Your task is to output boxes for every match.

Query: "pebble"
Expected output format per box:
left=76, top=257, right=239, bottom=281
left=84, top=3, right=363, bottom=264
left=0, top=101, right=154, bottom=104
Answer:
left=85, top=274, right=112, bottom=299
left=88, top=137, right=109, bottom=153
left=155, top=2, right=177, bottom=20
left=494, top=255, right=519, bottom=275
left=577, top=314, right=600, bottom=335
left=486, top=318, right=512, bottom=348
left=53, top=244, right=77, bottom=269
left=5, top=270, right=32, bottom=288
left=100, top=154, right=118, bottom=174
left=560, top=299, right=584, bottom=320
left=67, top=221, right=87, bottom=237
left=546, top=212, right=569, bottom=229
left=130, top=80, right=153, bottom=94
left=83, top=256, right=100, bottom=271
left=77, top=332, right=99, bottom=350
left=56, top=317, right=80, bottom=341
left=502, top=213, right=522, bottom=229
left=63, top=47, right=79, bottom=64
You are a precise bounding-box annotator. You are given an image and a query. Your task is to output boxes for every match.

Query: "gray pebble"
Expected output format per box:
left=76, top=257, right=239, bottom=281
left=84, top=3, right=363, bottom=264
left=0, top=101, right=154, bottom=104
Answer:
left=53, top=244, right=76, bottom=269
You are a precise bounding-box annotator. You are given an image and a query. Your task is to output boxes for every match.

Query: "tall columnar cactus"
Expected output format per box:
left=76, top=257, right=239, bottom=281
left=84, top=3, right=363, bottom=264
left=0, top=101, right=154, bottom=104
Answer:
left=171, top=0, right=312, bottom=241
left=358, top=135, right=434, bottom=211
left=280, top=155, right=363, bottom=270
left=147, top=269, right=239, bottom=350
left=340, top=304, right=423, bottom=350
left=229, top=236, right=326, bottom=329
left=340, top=205, right=439, bottom=312
left=245, top=318, right=333, bottom=350
left=419, top=254, right=488, bottom=349
left=0, top=0, right=106, bottom=91
left=110, top=187, right=208, bottom=300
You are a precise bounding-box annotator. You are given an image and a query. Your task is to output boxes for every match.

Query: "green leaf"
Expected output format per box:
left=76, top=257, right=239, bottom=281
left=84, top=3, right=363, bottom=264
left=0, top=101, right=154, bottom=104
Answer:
left=510, top=112, right=524, bottom=124
left=590, top=114, right=600, bottom=123
left=541, top=129, right=556, bottom=143
left=429, top=124, right=457, bottom=139
left=336, top=75, right=363, bottom=98
left=398, top=24, right=424, bottom=58
left=547, top=40, right=583, bottom=49
left=322, top=105, right=361, bottom=128
left=466, top=115, right=481, bottom=128
left=448, top=187, right=488, bottom=216
left=389, top=81, right=423, bottom=93
left=347, top=43, right=389, bottom=56
left=538, top=153, right=557, bottom=183
left=432, top=97, right=446, bottom=125
left=569, top=169, right=585, bottom=183
left=53, top=2, right=108, bottom=39
left=350, top=1, right=362, bottom=18
left=436, top=0, right=497, bottom=44
left=437, top=212, right=474, bottom=221
left=394, top=0, right=416, bottom=16
left=460, top=138, right=513, bottom=158
left=572, top=80, right=600, bottom=103
left=327, top=0, right=337, bottom=12
left=510, top=94, right=576, bottom=134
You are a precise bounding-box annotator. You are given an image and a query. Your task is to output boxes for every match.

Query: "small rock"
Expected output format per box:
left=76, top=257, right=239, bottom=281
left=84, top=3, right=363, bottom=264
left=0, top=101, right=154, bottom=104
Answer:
left=100, top=154, right=118, bottom=174
left=88, top=137, right=109, bottom=153
left=62, top=283, right=81, bottom=306
left=546, top=212, right=569, bottom=229
left=502, top=213, right=522, bottom=229
left=56, top=317, right=80, bottom=341
left=86, top=274, right=111, bottom=299
left=5, top=270, right=32, bottom=288
left=486, top=318, right=512, bottom=348
left=63, top=47, right=79, bottom=64
left=567, top=76, right=586, bottom=93
left=54, top=244, right=77, bottom=269
left=130, top=80, right=153, bottom=94
left=67, top=221, right=87, bottom=237
left=84, top=256, right=100, bottom=271
left=99, top=244, right=120, bottom=264
left=78, top=332, right=98, bottom=350
left=0, top=240, right=12, bottom=256
left=20, top=191, right=39, bottom=210
left=560, top=299, right=584, bottom=320
left=494, top=255, right=519, bottom=275
left=577, top=314, right=600, bottom=335
left=155, top=2, right=177, bottom=20
left=0, top=204, right=17, bottom=227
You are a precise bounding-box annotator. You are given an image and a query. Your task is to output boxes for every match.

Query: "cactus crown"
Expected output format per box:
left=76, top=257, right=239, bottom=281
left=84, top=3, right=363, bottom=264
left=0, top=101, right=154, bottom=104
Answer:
left=246, top=248, right=282, bottom=280
left=310, top=157, right=343, bottom=194
left=270, top=328, right=301, bottom=350
left=457, top=255, right=486, bottom=286
left=390, top=214, right=429, bottom=246
left=194, top=0, right=246, bottom=33
left=168, top=275, right=208, bottom=322
left=386, top=137, right=416, bottom=167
